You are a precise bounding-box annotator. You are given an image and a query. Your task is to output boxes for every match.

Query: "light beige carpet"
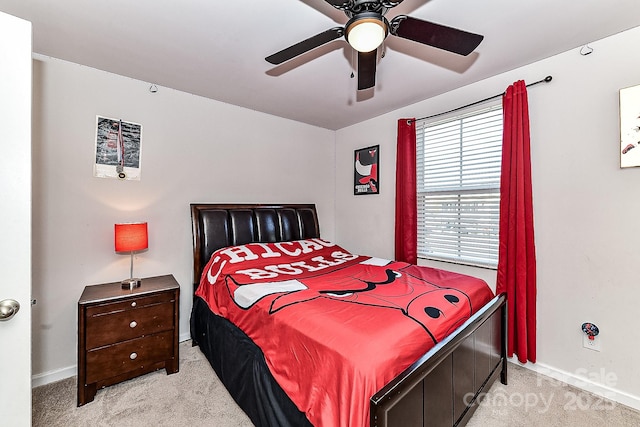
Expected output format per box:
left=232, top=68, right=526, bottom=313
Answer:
left=33, top=340, right=640, bottom=426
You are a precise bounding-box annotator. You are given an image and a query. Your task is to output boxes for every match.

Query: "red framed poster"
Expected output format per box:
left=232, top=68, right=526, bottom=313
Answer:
left=354, top=145, right=379, bottom=195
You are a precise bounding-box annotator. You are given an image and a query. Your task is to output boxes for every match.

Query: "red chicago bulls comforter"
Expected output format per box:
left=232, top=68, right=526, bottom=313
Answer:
left=195, top=239, right=494, bottom=427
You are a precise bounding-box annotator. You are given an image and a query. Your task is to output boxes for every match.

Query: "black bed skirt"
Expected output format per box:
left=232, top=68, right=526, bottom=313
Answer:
left=190, top=297, right=313, bottom=427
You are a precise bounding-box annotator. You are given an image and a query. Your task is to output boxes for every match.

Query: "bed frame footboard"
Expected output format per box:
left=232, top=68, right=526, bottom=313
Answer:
left=370, top=293, right=507, bottom=427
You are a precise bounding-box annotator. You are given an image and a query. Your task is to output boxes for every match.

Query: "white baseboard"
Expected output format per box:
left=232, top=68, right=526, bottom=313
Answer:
left=32, top=332, right=193, bottom=388
left=510, top=358, right=640, bottom=412
left=32, top=365, right=77, bottom=388
left=179, top=331, right=191, bottom=344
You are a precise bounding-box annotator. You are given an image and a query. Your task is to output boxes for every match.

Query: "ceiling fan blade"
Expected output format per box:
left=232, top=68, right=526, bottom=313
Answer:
left=357, top=50, right=377, bottom=90
left=390, top=15, right=483, bottom=56
left=265, top=27, right=345, bottom=65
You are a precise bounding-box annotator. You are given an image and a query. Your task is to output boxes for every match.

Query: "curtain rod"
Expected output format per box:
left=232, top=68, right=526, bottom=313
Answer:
left=409, top=75, right=553, bottom=123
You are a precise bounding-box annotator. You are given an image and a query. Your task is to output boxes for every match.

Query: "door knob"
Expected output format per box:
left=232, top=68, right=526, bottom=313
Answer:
left=0, top=299, right=20, bottom=321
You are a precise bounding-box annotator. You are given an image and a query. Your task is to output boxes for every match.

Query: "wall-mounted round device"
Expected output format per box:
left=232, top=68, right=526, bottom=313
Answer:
left=581, top=322, right=599, bottom=340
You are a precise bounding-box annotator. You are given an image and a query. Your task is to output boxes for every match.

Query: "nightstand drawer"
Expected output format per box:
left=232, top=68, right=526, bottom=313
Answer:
left=85, top=330, right=174, bottom=384
left=85, top=302, right=174, bottom=349
left=86, top=292, right=174, bottom=317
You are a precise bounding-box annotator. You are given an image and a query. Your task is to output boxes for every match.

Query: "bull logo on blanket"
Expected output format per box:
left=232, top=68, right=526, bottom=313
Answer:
left=266, top=265, right=472, bottom=344
left=207, top=239, right=474, bottom=345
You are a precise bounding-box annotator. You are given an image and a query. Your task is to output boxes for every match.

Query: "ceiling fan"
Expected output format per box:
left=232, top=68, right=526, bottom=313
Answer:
left=265, top=0, right=484, bottom=90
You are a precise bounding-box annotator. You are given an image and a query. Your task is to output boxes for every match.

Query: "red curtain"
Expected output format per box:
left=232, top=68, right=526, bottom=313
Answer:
left=395, top=118, right=417, bottom=264
left=497, top=81, right=537, bottom=363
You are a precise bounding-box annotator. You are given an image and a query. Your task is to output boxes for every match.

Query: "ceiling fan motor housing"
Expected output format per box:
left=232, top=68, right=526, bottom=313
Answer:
left=329, top=0, right=403, bottom=16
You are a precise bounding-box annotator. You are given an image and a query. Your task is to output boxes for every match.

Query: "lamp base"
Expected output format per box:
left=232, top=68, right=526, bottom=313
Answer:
left=121, top=278, right=142, bottom=290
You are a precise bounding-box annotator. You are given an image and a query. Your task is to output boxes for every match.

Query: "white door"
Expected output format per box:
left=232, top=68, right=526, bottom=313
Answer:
left=0, top=11, right=32, bottom=427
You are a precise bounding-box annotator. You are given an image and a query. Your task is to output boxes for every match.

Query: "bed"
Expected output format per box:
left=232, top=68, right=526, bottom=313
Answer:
left=190, top=203, right=507, bottom=427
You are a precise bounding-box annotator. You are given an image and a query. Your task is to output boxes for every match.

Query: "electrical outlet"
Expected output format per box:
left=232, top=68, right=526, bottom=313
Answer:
left=583, top=334, right=601, bottom=351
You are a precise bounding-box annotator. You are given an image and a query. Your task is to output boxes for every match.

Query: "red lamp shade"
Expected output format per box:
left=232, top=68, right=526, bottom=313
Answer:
left=114, top=222, right=148, bottom=252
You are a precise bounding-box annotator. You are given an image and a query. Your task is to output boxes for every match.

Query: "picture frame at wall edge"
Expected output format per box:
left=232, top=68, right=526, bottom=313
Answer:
left=620, top=84, right=640, bottom=168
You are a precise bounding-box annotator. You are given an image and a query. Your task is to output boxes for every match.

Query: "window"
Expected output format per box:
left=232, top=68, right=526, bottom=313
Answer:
left=416, top=105, right=502, bottom=268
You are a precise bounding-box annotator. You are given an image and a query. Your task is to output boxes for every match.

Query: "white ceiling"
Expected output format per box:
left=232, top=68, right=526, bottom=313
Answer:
left=2, top=0, right=640, bottom=130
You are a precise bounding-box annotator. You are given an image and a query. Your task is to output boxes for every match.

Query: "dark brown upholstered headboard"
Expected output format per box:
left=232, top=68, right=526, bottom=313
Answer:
left=190, top=203, right=320, bottom=290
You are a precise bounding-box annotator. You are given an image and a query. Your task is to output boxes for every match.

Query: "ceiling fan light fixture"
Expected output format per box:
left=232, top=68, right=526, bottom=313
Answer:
left=346, top=15, right=388, bottom=53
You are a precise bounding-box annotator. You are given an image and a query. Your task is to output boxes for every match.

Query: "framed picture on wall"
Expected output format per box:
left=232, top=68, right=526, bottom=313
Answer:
left=354, top=145, right=379, bottom=195
left=94, top=115, right=143, bottom=180
left=620, top=84, right=640, bottom=168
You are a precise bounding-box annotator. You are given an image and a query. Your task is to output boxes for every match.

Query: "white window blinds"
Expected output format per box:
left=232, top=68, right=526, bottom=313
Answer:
left=416, top=105, right=502, bottom=268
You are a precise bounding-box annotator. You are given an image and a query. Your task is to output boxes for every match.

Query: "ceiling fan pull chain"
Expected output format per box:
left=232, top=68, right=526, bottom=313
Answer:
left=351, top=47, right=355, bottom=78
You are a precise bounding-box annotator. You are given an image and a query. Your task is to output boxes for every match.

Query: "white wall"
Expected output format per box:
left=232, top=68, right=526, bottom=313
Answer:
left=31, top=57, right=336, bottom=382
left=335, top=27, right=640, bottom=409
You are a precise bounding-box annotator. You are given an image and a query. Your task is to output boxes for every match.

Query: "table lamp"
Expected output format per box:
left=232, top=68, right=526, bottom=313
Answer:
left=115, top=222, right=148, bottom=289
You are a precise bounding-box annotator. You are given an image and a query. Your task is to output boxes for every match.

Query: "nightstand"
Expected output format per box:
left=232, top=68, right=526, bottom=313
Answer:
left=77, top=274, right=180, bottom=406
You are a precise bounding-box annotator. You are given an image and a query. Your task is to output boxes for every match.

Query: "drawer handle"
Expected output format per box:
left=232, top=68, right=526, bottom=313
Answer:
left=131, top=301, right=137, bottom=307
left=130, top=352, right=138, bottom=360
left=129, top=321, right=137, bottom=328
